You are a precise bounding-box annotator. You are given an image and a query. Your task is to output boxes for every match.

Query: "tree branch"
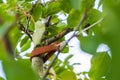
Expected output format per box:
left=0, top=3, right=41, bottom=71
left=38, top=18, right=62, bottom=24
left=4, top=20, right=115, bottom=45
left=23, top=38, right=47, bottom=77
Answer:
left=43, top=7, right=93, bottom=80
left=41, top=16, right=53, bottom=42
left=41, top=28, right=73, bottom=46
left=2, top=18, right=17, bottom=58
left=45, top=16, right=52, bottom=27
left=3, top=32, right=14, bottom=58
left=18, top=22, right=33, bottom=40
left=81, top=18, right=104, bottom=33
left=42, top=4, right=93, bottom=79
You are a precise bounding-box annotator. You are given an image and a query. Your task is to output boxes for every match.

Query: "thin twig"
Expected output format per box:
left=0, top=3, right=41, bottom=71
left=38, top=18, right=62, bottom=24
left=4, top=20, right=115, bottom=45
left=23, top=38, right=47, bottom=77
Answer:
left=42, top=5, right=93, bottom=79
left=41, top=16, right=53, bottom=42
left=2, top=13, right=19, bottom=58
left=18, top=22, right=33, bottom=40
left=45, top=16, right=52, bottom=27
left=26, top=12, right=31, bottom=30
left=75, top=18, right=104, bottom=36
left=41, top=28, right=73, bottom=46
left=81, top=18, right=104, bottom=33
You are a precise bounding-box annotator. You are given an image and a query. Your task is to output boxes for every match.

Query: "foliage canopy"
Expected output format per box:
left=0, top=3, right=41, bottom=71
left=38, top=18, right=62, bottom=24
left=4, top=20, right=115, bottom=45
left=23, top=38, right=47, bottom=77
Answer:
left=0, top=0, right=120, bottom=80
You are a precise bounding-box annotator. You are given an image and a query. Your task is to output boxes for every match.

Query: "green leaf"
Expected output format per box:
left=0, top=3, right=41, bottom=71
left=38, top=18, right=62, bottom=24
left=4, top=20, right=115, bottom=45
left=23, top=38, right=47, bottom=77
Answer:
left=61, top=46, right=69, bottom=53
left=20, top=36, right=29, bottom=47
left=9, top=26, right=22, bottom=49
left=86, top=9, right=102, bottom=24
left=21, top=2, right=32, bottom=11
left=51, top=15, right=60, bottom=23
left=7, top=0, right=17, bottom=8
left=21, top=39, right=31, bottom=52
left=80, top=0, right=94, bottom=12
left=67, top=9, right=82, bottom=28
left=56, top=66, right=66, bottom=75
left=89, top=52, right=111, bottom=80
left=0, top=0, right=3, bottom=3
left=70, top=0, right=82, bottom=10
left=24, top=53, right=30, bottom=57
left=101, top=1, right=120, bottom=79
left=98, top=0, right=104, bottom=9
left=0, top=77, right=4, bottom=80
left=44, top=1, right=61, bottom=17
left=28, top=20, right=35, bottom=31
left=31, top=3, right=42, bottom=21
left=3, top=59, right=38, bottom=80
left=64, top=54, right=73, bottom=65
left=59, top=70, right=77, bottom=80
left=60, top=0, right=72, bottom=13
left=0, top=8, right=15, bottom=37
left=47, top=26, right=59, bottom=38
left=0, top=40, right=8, bottom=60
left=82, top=9, right=102, bottom=35
left=25, top=0, right=33, bottom=2
left=79, top=36, right=103, bottom=54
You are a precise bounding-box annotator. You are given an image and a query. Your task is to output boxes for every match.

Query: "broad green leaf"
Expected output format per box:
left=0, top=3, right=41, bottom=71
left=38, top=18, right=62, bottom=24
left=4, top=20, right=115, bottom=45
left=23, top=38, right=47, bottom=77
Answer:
left=67, top=9, right=82, bottom=28
left=101, top=1, right=120, bottom=79
left=21, top=39, right=31, bottom=52
left=0, top=39, right=8, bottom=60
left=3, top=59, right=37, bottom=80
left=86, top=9, right=102, bottom=24
left=47, top=22, right=67, bottom=38
left=60, top=0, right=72, bottom=13
left=21, top=2, right=32, bottom=11
left=25, top=0, right=33, bottom=2
left=70, top=0, right=82, bottom=10
left=80, top=0, right=94, bottom=12
left=56, top=66, right=66, bottom=75
left=24, top=53, right=30, bottom=57
left=0, top=0, right=3, bottom=3
left=44, top=1, right=61, bottom=17
left=9, top=26, right=22, bottom=49
left=82, top=9, right=102, bottom=35
left=52, top=59, right=66, bottom=75
left=61, top=46, right=69, bottom=53
left=0, top=77, right=4, bottom=80
left=98, top=0, right=104, bottom=9
left=89, top=52, right=111, bottom=80
left=31, top=3, right=42, bottom=21
left=56, top=22, right=67, bottom=28
left=59, top=70, right=77, bottom=80
left=20, top=36, right=29, bottom=47
left=28, top=20, right=35, bottom=31
left=0, top=8, right=15, bottom=37
left=56, top=22, right=67, bottom=32
left=64, top=54, right=73, bottom=65
left=51, top=15, right=60, bottom=23
left=79, top=36, right=103, bottom=54
left=47, top=26, right=59, bottom=38
left=7, top=0, right=17, bottom=8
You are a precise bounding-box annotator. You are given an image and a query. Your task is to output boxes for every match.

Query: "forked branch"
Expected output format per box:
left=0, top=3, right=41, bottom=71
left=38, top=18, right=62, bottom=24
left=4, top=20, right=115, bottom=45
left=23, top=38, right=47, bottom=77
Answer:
left=42, top=4, right=94, bottom=79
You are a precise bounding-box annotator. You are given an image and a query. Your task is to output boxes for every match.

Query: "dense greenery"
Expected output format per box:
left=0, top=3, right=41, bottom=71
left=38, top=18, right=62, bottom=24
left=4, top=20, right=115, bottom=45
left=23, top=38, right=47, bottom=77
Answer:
left=0, top=0, right=120, bottom=80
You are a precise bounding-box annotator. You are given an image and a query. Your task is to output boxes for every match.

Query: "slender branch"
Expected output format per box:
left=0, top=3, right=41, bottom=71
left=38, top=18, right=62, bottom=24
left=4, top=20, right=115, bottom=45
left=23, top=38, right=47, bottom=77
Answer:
left=42, top=4, right=93, bottom=79
left=41, top=28, right=73, bottom=46
left=45, top=16, right=52, bottom=27
left=81, top=18, right=104, bottom=33
left=26, top=12, right=31, bottom=30
left=2, top=15, right=18, bottom=58
left=18, top=22, right=33, bottom=40
left=76, top=18, right=104, bottom=36
left=41, top=16, right=53, bottom=42
left=3, top=33, right=14, bottom=57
